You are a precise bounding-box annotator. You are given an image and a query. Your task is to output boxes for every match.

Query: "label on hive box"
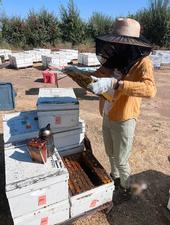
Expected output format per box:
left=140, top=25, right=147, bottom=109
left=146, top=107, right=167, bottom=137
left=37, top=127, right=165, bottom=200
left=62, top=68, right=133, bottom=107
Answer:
left=55, top=116, right=61, bottom=125
left=40, top=217, right=48, bottom=225
left=90, top=199, right=99, bottom=208
left=38, top=195, right=47, bottom=206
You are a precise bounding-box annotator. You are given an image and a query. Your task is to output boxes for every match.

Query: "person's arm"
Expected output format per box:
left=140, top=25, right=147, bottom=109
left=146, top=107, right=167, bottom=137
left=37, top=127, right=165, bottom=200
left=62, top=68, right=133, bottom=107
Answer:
left=118, top=59, right=156, bottom=98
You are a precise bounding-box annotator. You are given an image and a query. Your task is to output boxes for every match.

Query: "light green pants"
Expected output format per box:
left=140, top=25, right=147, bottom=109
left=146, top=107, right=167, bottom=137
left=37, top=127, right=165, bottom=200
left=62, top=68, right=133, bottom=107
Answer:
left=102, top=115, right=136, bottom=188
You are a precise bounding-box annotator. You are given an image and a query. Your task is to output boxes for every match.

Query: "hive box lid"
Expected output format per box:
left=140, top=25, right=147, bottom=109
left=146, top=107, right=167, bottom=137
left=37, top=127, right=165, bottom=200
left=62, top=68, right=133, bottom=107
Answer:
left=3, top=110, right=39, bottom=144
left=5, top=145, right=68, bottom=193
left=0, top=83, right=15, bottom=110
left=37, top=88, right=79, bottom=110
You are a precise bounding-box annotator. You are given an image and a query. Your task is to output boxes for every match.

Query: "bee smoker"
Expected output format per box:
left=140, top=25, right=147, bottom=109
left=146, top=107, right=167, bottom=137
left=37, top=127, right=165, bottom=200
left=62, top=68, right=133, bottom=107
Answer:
left=39, top=124, right=54, bottom=157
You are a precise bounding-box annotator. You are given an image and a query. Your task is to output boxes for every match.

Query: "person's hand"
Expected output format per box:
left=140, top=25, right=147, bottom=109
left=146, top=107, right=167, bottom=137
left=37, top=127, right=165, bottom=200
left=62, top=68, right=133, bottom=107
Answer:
left=88, top=76, right=117, bottom=95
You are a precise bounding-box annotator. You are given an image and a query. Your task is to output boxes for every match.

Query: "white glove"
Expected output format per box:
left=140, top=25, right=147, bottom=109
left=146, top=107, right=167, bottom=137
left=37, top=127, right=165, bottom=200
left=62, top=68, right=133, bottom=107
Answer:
left=88, top=76, right=117, bottom=95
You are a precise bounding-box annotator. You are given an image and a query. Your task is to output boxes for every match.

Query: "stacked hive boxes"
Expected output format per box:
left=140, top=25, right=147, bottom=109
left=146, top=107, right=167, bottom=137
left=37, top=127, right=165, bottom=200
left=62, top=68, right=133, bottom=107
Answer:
left=9, top=53, right=33, bottom=68
left=41, top=49, right=78, bottom=68
left=59, top=49, right=78, bottom=63
left=41, top=52, right=65, bottom=68
left=3, top=92, right=115, bottom=224
left=49, top=52, right=68, bottom=68
left=33, top=48, right=51, bottom=55
left=150, top=50, right=170, bottom=68
left=3, top=111, right=70, bottom=225
left=24, top=50, right=42, bottom=63
left=160, top=53, right=170, bottom=65
left=37, top=88, right=85, bottom=155
left=41, top=54, right=52, bottom=68
left=150, top=55, right=161, bottom=69
left=78, top=53, right=100, bottom=66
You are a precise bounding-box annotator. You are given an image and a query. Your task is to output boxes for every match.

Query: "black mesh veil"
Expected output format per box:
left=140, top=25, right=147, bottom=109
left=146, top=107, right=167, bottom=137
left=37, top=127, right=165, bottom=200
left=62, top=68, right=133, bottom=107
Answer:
left=96, top=35, right=152, bottom=75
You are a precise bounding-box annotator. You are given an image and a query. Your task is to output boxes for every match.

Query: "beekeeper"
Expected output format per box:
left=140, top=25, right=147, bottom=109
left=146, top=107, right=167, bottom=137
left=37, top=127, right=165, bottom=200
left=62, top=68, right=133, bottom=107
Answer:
left=88, top=18, right=157, bottom=204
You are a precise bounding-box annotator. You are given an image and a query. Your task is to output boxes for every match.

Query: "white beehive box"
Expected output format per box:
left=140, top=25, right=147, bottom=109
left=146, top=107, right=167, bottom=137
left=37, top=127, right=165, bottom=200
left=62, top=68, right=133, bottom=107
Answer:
left=25, top=50, right=42, bottom=63
left=59, top=49, right=78, bottom=62
left=150, top=54, right=161, bottom=69
left=78, top=53, right=83, bottom=64
left=9, top=53, right=22, bottom=67
left=3, top=109, right=115, bottom=223
left=34, top=48, right=51, bottom=55
left=3, top=110, right=84, bottom=155
left=41, top=50, right=76, bottom=67
left=70, top=182, right=114, bottom=217
left=53, top=120, right=85, bottom=151
left=14, top=199, right=69, bottom=225
left=3, top=110, right=69, bottom=220
left=9, top=53, right=33, bottom=68
left=3, top=110, right=39, bottom=144
left=59, top=145, right=84, bottom=157
left=41, top=55, right=47, bottom=67
left=83, top=53, right=100, bottom=66
left=58, top=53, right=69, bottom=66
left=5, top=144, right=69, bottom=219
left=49, top=52, right=68, bottom=67
left=37, top=88, right=79, bottom=130
left=49, top=53, right=60, bottom=67
left=160, top=53, right=170, bottom=65
left=78, top=53, right=100, bottom=66
left=41, top=54, right=51, bottom=68
left=63, top=151, right=115, bottom=218
left=42, top=53, right=61, bottom=68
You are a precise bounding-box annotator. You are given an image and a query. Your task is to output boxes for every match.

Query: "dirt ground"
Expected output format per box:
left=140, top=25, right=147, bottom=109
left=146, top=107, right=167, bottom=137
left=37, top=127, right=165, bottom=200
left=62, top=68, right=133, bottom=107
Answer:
left=0, top=63, right=170, bottom=225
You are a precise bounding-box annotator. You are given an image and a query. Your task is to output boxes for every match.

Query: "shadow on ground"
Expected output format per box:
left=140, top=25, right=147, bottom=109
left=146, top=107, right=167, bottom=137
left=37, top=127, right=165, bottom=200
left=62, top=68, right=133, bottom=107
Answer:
left=25, top=88, right=39, bottom=95
left=5, top=65, right=33, bottom=70
left=34, top=78, right=44, bottom=83
left=0, top=62, right=10, bottom=69
left=106, top=170, right=170, bottom=225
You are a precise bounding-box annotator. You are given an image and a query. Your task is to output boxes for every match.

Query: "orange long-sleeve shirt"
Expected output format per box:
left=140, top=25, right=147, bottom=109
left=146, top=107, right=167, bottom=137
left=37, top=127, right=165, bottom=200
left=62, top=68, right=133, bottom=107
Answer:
left=107, top=56, right=156, bottom=121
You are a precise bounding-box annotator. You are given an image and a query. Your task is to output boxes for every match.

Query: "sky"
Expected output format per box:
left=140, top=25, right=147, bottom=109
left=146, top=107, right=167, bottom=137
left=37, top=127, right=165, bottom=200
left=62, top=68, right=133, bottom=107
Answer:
left=0, top=0, right=150, bottom=20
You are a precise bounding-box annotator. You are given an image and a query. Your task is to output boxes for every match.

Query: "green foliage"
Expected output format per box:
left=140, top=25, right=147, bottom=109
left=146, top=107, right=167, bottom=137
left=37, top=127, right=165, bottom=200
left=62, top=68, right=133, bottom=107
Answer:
left=130, top=0, right=170, bottom=48
left=87, top=12, right=113, bottom=38
left=25, top=9, right=60, bottom=47
left=59, top=0, right=86, bottom=45
left=0, top=0, right=169, bottom=49
left=1, top=16, right=26, bottom=47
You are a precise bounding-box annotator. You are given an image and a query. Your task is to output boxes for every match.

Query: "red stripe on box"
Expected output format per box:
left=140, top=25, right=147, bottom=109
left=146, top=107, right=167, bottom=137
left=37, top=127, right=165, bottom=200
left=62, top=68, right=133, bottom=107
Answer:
left=38, top=195, right=46, bottom=206
left=40, top=217, right=48, bottom=225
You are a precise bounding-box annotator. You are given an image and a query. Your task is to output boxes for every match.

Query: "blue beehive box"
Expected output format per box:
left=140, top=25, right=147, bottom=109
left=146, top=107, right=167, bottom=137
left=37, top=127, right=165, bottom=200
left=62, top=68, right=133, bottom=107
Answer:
left=0, top=83, right=15, bottom=110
